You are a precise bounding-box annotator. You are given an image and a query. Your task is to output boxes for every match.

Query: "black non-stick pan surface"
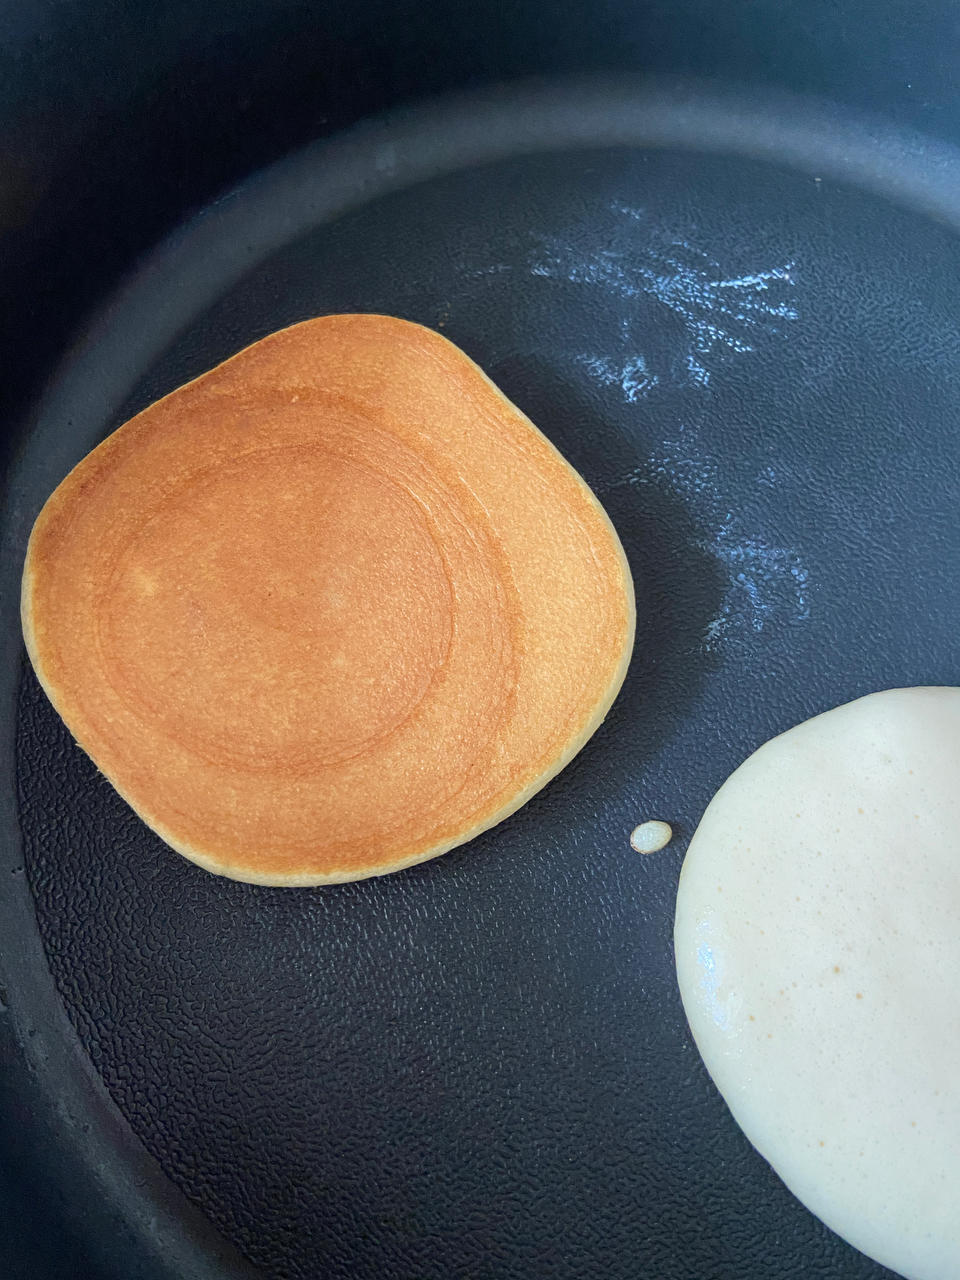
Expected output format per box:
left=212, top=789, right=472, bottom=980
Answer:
left=3, top=77, right=960, bottom=1280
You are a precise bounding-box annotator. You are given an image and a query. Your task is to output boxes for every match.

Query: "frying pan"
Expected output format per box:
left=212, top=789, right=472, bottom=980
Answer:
left=3, top=6, right=960, bottom=1279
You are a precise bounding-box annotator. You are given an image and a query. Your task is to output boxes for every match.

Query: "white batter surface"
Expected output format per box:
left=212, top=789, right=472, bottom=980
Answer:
left=674, top=687, right=960, bottom=1280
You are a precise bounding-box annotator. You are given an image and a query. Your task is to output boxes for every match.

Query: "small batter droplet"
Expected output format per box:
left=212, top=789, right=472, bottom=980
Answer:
left=630, top=820, right=673, bottom=854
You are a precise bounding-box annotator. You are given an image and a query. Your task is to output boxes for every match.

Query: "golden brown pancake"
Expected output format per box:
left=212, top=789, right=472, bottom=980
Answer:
left=22, top=315, right=635, bottom=885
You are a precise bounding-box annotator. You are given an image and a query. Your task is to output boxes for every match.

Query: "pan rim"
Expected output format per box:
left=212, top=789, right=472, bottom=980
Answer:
left=3, top=71, right=960, bottom=1279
